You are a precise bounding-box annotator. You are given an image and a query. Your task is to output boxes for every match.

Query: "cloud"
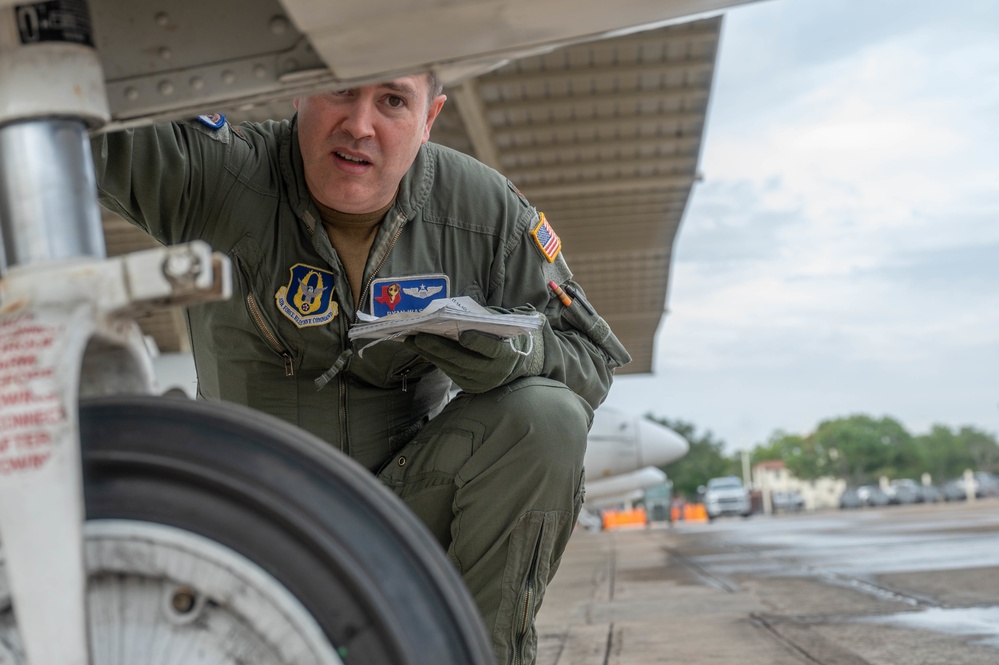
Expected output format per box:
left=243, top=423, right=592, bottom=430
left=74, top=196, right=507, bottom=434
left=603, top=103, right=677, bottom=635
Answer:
left=605, top=0, right=999, bottom=448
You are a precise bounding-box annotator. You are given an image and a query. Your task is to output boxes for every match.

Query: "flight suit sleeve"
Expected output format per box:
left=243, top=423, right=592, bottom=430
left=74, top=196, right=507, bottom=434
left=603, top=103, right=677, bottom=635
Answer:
left=90, top=119, right=237, bottom=247
left=498, top=200, right=632, bottom=410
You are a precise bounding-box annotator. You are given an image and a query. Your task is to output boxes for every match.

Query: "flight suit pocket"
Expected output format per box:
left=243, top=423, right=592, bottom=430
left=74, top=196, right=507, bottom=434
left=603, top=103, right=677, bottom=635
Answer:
left=558, top=293, right=632, bottom=368
left=230, top=234, right=302, bottom=373
left=377, top=425, right=477, bottom=548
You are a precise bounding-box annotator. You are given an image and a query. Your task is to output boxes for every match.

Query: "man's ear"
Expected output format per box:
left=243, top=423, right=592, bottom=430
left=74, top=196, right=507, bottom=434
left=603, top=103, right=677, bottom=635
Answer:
left=422, top=94, right=447, bottom=144
left=293, top=98, right=301, bottom=110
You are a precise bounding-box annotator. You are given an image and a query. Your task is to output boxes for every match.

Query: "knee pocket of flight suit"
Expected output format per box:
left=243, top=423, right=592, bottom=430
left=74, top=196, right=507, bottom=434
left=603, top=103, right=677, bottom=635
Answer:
left=376, top=419, right=484, bottom=547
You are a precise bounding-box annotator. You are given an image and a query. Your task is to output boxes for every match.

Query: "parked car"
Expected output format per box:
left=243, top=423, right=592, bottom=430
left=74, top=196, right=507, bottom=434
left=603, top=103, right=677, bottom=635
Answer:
left=919, top=484, right=942, bottom=503
left=942, top=472, right=999, bottom=501
left=974, top=472, right=999, bottom=498
left=839, top=487, right=864, bottom=509
left=942, top=477, right=972, bottom=501
left=771, top=490, right=805, bottom=513
left=699, top=476, right=752, bottom=520
left=857, top=485, right=890, bottom=507
left=887, top=479, right=923, bottom=505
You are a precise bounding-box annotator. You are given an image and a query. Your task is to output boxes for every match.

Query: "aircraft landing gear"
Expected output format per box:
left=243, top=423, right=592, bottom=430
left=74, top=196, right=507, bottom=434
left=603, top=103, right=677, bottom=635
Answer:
left=0, top=395, right=494, bottom=664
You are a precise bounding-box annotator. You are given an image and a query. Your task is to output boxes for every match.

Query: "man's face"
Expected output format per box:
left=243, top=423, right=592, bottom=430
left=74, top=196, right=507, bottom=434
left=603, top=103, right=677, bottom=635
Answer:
left=295, top=75, right=446, bottom=214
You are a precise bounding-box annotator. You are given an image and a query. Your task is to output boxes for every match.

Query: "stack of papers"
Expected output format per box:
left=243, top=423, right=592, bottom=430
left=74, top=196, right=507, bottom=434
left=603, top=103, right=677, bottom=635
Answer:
left=348, top=296, right=543, bottom=343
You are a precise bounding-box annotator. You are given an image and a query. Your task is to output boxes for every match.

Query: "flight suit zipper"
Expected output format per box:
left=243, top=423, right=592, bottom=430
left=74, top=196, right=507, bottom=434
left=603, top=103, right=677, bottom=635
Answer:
left=247, top=291, right=294, bottom=376
left=337, top=216, right=407, bottom=449
left=514, top=524, right=546, bottom=665
left=353, top=218, right=406, bottom=325
left=233, top=248, right=295, bottom=376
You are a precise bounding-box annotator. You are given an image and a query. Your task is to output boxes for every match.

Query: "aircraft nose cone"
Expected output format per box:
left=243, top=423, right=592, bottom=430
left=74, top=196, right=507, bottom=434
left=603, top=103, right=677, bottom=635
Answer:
left=636, top=419, right=689, bottom=468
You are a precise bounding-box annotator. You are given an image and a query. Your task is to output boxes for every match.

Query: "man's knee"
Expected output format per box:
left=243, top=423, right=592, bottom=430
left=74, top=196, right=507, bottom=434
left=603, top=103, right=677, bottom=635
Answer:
left=474, top=376, right=591, bottom=467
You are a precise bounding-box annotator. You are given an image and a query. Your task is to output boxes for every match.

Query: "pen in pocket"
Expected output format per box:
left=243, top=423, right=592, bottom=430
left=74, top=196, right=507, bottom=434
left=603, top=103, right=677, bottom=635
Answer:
left=547, top=280, right=573, bottom=307
left=562, top=284, right=595, bottom=315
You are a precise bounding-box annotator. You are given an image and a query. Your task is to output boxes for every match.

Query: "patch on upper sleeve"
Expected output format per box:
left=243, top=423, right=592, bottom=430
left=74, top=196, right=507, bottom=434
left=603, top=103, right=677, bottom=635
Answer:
left=184, top=114, right=230, bottom=143
left=542, top=252, right=572, bottom=285
left=530, top=212, right=562, bottom=263
left=508, top=179, right=530, bottom=205
left=197, top=113, right=226, bottom=129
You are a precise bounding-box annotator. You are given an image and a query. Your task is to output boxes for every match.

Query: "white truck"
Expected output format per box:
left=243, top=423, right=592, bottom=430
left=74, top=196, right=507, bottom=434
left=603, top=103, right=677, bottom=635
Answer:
left=700, top=476, right=753, bottom=520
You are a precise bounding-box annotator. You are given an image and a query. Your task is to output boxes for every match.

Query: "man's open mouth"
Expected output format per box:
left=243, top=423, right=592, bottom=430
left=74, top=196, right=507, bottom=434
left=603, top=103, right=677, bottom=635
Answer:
left=335, top=151, right=371, bottom=165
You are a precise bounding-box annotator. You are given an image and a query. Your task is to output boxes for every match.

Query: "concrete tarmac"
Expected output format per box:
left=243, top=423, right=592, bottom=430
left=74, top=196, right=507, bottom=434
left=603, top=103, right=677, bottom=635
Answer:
left=535, top=501, right=999, bottom=665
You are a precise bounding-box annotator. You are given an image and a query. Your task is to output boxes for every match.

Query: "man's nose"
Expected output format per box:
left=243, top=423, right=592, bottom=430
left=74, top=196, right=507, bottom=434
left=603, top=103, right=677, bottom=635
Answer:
left=340, top=98, right=376, bottom=139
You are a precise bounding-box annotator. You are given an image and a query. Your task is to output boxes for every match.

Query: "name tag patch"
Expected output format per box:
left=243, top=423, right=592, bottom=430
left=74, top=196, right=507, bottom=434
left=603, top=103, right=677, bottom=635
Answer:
left=275, top=263, right=339, bottom=327
left=370, top=274, right=450, bottom=317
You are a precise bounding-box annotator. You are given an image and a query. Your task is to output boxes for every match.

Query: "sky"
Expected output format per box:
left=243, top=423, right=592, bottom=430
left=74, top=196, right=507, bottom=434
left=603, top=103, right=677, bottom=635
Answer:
left=601, top=0, right=999, bottom=452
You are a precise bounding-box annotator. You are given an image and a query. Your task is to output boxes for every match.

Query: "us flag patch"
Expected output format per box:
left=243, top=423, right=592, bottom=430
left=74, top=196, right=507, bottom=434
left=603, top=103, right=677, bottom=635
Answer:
left=530, top=213, right=562, bottom=263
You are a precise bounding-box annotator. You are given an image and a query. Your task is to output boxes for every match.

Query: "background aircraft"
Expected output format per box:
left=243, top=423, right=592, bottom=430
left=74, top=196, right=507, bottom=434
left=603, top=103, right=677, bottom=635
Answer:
left=582, top=407, right=689, bottom=511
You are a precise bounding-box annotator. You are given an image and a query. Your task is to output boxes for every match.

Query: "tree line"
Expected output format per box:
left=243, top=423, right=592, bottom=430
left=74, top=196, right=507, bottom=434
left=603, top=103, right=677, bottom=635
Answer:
left=650, top=413, right=999, bottom=500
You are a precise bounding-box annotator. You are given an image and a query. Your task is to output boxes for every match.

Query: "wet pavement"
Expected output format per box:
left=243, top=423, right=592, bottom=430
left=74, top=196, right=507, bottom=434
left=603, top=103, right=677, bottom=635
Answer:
left=536, top=498, right=999, bottom=664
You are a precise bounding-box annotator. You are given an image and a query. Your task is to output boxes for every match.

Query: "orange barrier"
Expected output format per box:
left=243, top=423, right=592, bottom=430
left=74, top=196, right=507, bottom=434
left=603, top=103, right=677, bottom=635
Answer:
left=687, top=503, right=708, bottom=522
left=672, top=503, right=708, bottom=523
left=601, top=507, right=648, bottom=530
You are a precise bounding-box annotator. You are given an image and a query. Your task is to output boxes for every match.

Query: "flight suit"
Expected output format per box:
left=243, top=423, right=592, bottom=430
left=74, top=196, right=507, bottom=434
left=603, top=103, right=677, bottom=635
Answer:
left=92, top=116, right=631, bottom=663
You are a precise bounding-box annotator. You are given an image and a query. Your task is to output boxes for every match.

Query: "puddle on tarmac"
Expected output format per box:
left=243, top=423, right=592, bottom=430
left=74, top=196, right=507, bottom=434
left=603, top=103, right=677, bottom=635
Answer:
left=859, top=606, right=999, bottom=647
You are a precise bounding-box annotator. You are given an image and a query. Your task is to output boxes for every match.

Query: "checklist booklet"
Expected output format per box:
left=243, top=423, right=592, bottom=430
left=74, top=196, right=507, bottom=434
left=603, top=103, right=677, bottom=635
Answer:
left=348, top=296, right=544, bottom=344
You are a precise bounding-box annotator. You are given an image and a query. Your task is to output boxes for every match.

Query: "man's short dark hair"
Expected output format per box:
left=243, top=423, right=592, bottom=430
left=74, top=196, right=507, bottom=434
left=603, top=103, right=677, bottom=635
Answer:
left=426, top=72, right=444, bottom=101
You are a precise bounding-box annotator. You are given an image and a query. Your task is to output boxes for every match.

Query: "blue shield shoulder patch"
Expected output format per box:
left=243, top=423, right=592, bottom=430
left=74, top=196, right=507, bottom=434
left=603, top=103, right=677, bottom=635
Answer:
left=370, top=274, right=450, bottom=317
left=275, top=263, right=339, bottom=327
left=197, top=113, right=226, bottom=129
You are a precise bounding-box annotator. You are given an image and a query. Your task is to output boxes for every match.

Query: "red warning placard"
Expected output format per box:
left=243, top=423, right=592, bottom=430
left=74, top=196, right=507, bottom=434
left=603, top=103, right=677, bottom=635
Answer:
left=0, top=312, right=65, bottom=475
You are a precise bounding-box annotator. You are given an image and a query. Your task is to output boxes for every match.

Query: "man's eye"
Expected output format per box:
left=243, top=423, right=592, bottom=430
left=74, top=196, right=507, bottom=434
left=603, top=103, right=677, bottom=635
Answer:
left=332, top=89, right=353, bottom=97
left=386, top=95, right=406, bottom=108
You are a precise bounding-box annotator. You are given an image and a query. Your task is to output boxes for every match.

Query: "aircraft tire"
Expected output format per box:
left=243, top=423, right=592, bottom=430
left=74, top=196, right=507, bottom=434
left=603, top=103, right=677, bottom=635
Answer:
left=79, top=394, right=495, bottom=665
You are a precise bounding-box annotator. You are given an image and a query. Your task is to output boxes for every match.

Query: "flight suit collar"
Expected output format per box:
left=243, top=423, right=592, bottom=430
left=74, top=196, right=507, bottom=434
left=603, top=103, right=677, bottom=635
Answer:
left=282, top=117, right=319, bottom=233
left=391, top=143, right=435, bottom=222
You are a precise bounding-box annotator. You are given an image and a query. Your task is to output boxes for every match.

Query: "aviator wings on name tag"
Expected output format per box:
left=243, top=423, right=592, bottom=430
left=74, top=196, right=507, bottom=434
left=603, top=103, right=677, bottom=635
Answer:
left=369, top=274, right=450, bottom=317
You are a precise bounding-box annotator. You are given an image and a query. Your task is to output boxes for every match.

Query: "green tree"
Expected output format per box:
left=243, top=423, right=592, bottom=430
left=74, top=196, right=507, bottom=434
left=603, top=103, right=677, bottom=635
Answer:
left=961, top=426, right=999, bottom=473
left=751, top=430, right=829, bottom=479
left=811, top=414, right=913, bottom=486
left=647, top=415, right=734, bottom=499
left=915, top=424, right=999, bottom=482
left=915, top=425, right=964, bottom=482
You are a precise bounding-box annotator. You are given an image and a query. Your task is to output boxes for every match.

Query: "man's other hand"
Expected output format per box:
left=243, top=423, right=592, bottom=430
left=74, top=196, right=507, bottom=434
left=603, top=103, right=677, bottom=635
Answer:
left=407, top=327, right=544, bottom=393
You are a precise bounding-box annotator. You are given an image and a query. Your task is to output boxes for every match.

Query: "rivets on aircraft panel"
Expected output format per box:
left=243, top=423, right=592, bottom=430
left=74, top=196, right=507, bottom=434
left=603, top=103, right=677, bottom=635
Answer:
left=253, top=64, right=267, bottom=79
left=125, top=87, right=139, bottom=101
left=283, top=58, right=298, bottom=73
left=158, top=80, right=175, bottom=96
left=190, top=76, right=205, bottom=90
left=155, top=12, right=170, bottom=28
left=159, top=47, right=172, bottom=60
left=221, top=70, right=236, bottom=85
left=269, top=16, right=289, bottom=35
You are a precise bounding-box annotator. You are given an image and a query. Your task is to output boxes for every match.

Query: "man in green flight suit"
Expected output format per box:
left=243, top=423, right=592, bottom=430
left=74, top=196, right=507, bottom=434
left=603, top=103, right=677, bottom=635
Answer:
left=92, top=71, right=630, bottom=664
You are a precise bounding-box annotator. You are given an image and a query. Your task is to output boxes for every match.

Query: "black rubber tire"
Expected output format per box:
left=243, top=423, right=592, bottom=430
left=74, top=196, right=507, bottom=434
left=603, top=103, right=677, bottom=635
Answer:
left=80, top=395, right=496, bottom=665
